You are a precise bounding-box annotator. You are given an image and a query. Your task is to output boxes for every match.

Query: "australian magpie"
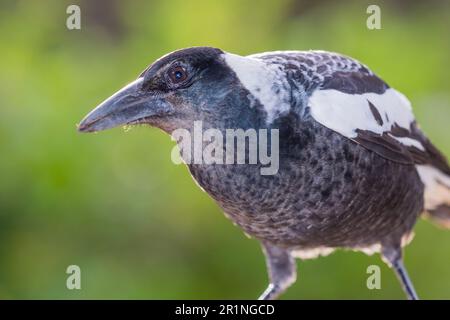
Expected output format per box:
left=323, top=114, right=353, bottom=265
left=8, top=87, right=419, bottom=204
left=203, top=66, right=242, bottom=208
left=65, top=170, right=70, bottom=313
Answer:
left=78, top=47, right=450, bottom=300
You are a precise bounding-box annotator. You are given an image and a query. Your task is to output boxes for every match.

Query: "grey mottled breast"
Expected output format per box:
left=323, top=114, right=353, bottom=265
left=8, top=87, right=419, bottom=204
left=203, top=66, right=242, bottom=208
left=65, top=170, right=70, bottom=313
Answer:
left=188, top=114, right=423, bottom=250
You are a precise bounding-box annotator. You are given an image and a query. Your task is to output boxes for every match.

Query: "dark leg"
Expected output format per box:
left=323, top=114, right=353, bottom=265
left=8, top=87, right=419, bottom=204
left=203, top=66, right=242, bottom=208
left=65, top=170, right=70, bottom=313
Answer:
left=382, top=246, right=419, bottom=300
left=258, top=242, right=296, bottom=300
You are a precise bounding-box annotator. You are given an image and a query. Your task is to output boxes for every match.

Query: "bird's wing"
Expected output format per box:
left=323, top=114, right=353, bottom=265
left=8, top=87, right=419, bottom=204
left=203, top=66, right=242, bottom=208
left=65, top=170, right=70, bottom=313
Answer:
left=249, top=50, right=448, bottom=170
left=308, top=67, right=450, bottom=224
left=308, top=69, right=449, bottom=172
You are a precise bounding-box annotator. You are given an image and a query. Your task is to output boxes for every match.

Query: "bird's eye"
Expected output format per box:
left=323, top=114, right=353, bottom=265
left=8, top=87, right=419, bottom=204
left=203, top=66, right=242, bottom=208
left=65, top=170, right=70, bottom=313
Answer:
left=168, top=65, right=188, bottom=84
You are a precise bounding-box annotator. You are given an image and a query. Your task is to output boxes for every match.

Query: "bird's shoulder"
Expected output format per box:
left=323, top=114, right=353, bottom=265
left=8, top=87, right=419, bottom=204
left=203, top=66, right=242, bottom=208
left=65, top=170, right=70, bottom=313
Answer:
left=249, top=50, right=375, bottom=91
left=252, top=51, right=448, bottom=171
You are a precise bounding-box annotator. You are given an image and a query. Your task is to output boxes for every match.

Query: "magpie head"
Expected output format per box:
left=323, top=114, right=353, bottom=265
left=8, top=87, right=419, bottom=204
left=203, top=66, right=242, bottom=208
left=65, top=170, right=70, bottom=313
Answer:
left=78, top=46, right=267, bottom=134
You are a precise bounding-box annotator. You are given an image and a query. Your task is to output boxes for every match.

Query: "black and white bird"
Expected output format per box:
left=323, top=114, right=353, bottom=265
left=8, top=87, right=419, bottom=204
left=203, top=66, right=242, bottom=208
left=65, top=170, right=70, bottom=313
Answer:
left=78, top=47, right=450, bottom=300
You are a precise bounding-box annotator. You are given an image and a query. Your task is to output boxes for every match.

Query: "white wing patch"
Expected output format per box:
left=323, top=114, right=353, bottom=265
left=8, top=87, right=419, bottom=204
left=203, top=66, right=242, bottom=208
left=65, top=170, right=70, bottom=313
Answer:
left=391, top=136, right=424, bottom=150
left=223, top=52, right=291, bottom=123
left=309, top=88, right=425, bottom=150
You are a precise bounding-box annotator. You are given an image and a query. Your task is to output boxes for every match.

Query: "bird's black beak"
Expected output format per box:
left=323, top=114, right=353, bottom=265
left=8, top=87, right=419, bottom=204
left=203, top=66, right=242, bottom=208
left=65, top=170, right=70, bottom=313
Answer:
left=78, top=77, right=173, bottom=133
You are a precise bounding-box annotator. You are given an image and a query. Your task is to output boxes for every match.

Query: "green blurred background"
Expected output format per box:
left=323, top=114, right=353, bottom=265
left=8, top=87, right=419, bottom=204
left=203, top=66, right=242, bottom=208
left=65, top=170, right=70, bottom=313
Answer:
left=0, top=0, right=449, bottom=299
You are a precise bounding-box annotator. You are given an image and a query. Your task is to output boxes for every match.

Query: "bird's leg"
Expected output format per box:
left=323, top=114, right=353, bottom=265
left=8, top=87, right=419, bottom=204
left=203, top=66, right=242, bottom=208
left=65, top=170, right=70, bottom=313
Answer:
left=258, top=243, right=296, bottom=300
left=381, top=246, right=419, bottom=300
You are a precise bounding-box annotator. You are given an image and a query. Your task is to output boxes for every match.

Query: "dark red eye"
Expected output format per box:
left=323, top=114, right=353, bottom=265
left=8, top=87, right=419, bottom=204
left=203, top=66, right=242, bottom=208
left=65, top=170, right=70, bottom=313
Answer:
left=168, top=65, right=188, bottom=84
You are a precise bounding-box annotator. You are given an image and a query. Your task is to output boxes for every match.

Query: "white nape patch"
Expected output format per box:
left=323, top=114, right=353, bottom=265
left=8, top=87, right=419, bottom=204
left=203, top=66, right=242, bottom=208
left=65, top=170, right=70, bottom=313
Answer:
left=222, top=53, right=290, bottom=123
left=416, top=165, right=450, bottom=210
left=309, top=88, right=425, bottom=150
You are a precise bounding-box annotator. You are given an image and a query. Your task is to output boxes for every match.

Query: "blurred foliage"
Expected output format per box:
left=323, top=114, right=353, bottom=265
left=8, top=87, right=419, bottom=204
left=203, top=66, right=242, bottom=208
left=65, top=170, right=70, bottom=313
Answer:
left=0, top=0, right=449, bottom=299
